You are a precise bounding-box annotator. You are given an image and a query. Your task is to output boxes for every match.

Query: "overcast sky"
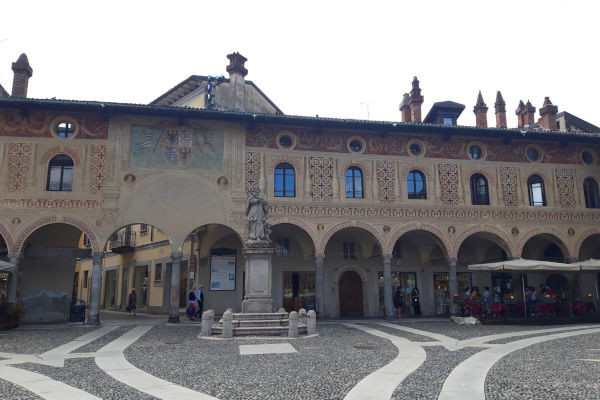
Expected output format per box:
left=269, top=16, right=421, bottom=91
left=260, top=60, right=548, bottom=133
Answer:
left=1, top=0, right=599, bottom=129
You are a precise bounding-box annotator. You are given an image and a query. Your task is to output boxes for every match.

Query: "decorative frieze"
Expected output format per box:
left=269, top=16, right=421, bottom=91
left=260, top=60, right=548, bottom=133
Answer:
left=1, top=199, right=103, bottom=208
left=439, top=164, right=459, bottom=205
left=8, top=143, right=32, bottom=193
left=0, top=110, right=108, bottom=139
left=375, top=160, right=395, bottom=203
left=309, top=157, right=333, bottom=202
left=556, top=168, right=576, bottom=208
left=500, top=166, right=518, bottom=207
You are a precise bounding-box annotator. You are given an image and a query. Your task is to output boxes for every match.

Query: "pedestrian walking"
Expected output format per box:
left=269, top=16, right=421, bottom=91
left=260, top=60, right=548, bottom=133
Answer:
left=411, top=287, right=421, bottom=316
left=393, top=287, right=403, bottom=318
left=127, top=288, right=136, bottom=316
left=195, top=284, right=204, bottom=318
left=187, top=287, right=197, bottom=320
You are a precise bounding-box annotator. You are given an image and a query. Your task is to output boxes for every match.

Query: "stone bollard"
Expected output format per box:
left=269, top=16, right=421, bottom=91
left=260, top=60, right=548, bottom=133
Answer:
left=201, top=310, right=214, bottom=336
left=222, top=310, right=233, bottom=338
left=225, top=307, right=234, bottom=314
left=307, top=310, right=317, bottom=335
left=298, top=308, right=307, bottom=326
left=277, top=307, right=287, bottom=314
left=288, top=311, right=299, bottom=338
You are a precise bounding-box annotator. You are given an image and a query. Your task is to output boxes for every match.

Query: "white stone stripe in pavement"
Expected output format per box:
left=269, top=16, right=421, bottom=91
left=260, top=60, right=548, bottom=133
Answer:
left=95, top=325, right=220, bottom=400
left=343, top=323, right=426, bottom=400
left=0, top=364, right=101, bottom=400
left=374, top=322, right=459, bottom=350
left=438, top=327, right=600, bottom=400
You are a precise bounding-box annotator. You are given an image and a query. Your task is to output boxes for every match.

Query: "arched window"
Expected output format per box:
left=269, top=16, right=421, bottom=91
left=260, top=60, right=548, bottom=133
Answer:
left=345, top=166, right=364, bottom=198
left=470, top=173, right=489, bottom=205
left=407, top=170, right=426, bottom=199
left=527, top=175, right=546, bottom=206
left=47, top=154, right=74, bottom=191
left=274, top=162, right=295, bottom=197
left=583, top=178, right=600, bottom=208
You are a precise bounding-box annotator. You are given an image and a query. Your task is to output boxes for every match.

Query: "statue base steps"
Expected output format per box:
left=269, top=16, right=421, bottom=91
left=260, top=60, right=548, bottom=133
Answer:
left=212, top=312, right=307, bottom=336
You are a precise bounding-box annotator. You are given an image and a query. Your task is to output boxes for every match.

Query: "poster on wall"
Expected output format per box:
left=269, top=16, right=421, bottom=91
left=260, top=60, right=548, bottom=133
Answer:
left=210, top=256, right=236, bottom=291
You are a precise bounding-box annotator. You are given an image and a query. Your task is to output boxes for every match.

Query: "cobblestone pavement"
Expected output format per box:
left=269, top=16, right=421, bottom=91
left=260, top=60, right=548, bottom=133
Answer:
left=0, top=313, right=599, bottom=399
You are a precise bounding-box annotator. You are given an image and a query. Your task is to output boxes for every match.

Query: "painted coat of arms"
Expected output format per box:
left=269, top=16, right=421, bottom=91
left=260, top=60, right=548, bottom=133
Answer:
left=130, top=125, right=224, bottom=171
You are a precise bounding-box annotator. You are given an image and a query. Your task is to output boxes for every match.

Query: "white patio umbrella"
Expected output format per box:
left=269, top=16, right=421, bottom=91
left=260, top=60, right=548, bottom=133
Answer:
left=570, top=259, right=600, bottom=305
left=0, top=260, right=15, bottom=272
left=468, top=258, right=579, bottom=318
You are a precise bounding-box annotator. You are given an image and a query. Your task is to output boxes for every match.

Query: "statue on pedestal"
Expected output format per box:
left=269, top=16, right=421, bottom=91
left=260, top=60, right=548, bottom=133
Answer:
left=246, top=185, right=271, bottom=246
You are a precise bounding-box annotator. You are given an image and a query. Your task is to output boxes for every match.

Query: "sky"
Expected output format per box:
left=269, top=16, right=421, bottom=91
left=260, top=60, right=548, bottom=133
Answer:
left=1, top=0, right=599, bottom=129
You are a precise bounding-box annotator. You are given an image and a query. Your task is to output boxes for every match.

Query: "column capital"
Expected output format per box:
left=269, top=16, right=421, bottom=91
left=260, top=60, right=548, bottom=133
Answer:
left=446, top=257, right=458, bottom=267
left=92, top=252, right=105, bottom=264
left=7, top=253, right=22, bottom=260
left=565, top=257, right=579, bottom=264
left=314, top=253, right=325, bottom=262
left=383, top=254, right=393, bottom=262
left=171, top=252, right=184, bottom=263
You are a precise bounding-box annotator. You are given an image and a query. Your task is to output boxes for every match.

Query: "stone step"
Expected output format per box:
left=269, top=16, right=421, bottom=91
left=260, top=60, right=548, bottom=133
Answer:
left=232, top=312, right=288, bottom=320
left=235, top=319, right=289, bottom=327
left=211, top=324, right=307, bottom=336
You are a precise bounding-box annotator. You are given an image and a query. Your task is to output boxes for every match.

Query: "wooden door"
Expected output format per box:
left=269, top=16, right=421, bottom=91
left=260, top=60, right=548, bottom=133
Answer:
left=339, top=271, right=363, bottom=317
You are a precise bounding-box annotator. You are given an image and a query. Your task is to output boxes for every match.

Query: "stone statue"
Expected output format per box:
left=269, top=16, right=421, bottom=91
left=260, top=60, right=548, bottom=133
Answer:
left=246, top=185, right=271, bottom=245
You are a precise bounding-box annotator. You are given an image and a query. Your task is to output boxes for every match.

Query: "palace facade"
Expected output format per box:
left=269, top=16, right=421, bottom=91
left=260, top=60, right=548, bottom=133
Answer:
left=1, top=53, right=599, bottom=322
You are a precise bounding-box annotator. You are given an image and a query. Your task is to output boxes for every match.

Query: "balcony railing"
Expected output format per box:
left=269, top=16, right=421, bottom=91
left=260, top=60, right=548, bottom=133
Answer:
left=108, top=230, right=136, bottom=253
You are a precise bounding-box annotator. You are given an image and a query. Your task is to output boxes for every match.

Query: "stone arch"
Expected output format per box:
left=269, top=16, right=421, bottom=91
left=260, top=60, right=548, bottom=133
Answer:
left=40, top=146, right=82, bottom=166
left=398, top=162, right=434, bottom=182
left=574, top=227, right=600, bottom=259
left=463, top=166, right=496, bottom=184
left=338, top=159, right=371, bottom=181
left=265, top=156, right=304, bottom=175
left=179, top=223, right=244, bottom=256
left=386, top=223, right=450, bottom=258
left=0, top=221, right=16, bottom=254
left=15, top=215, right=100, bottom=253
left=103, top=222, right=175, bottom=253
left=318, top=221, right=383, bottom=255
left=270, top=217, right=317, bottom=253
left=453, top=225, right=516, bottom=259
left=523, top=167, right=552, bottom=188
left=334, top=264, right=369, bottom=284
left=517, top=227, right=573, bottom=259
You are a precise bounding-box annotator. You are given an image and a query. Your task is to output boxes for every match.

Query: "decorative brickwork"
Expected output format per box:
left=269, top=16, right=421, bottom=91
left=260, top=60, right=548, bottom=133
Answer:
left=40, top=146, right=81, bottom=166
left=269, top=203, right=600, bottom=223
left=61, top=216, right=99, bottom=251
left=309, top=157, right=333, bottom=202
left=0, top=223, right=16, bottom=254
left=270, top=217, right=317, bottom=251
left=500, top=166, right=518, bottom=206
left=453, top=225, right=517, bottom=259
left=517, top=227, right=573, bottom=259
left=8, top=143, right=32, bottom=193
left=439, top=164, right=459, bottom=205
left=556, top=168, right=576, bottom=208
left=89, top=145, right=108, bottom=194
left=14, top=216, right=58, bottom=253
left=0, top=110, right=108, bottom=139
left=376, top=160, right=395, bottom=203
left=1, top=199, right=103, bottom=209
left=245, top=152, right=261, bottom=191
left=386, top=223, right=450, bottom=257
left=317, top=221, right=383, bottom=254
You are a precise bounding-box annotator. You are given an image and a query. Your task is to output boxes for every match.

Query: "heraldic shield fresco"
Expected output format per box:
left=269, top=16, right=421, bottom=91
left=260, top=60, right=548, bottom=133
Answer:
left=130, top=125, right=224, bottom=171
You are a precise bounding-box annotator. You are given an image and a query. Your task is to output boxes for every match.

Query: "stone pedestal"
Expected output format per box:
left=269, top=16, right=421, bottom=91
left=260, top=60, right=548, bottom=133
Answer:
left=242, top=247, right=274, bottom=313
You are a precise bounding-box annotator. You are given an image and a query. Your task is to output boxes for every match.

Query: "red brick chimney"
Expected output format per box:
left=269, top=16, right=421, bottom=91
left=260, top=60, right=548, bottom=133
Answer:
left=226, top=52, right=248, bottom=78
left=538, top=97, right=558, bottom=130
left=524, top=100, right=536, bottom=127
left=473, top=91, right=488, bottom=128
left=516, top=100, right=526, bottom=128
left=11, top=53, right=33, bottom=98
left=409, top=76, right=424, bottom=123
left=494, top=91, right=507, bottom=128
left=399, top=93, right=411, bottom=122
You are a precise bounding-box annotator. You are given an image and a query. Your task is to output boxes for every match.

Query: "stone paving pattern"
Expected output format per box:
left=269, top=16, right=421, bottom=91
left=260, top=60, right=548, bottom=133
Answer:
left=1, top=316, right=599, bottom=399
left=486, top=332, right=600, bottom=399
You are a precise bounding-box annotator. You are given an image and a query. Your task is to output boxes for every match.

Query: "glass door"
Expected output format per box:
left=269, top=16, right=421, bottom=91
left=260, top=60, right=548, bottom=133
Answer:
left=378, top=272, right=416, bottom=315
left=103, top=270, right=117, bottom=309
left=120, top=266, right=129, bottom=310
left=283, top=272, right=315, bottom=312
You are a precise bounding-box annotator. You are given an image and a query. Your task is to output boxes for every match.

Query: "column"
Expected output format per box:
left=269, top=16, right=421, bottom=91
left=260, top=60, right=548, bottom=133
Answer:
left=7, top=254, right=20, bottom=303
left=314, top=254, right=325, bottom=317
left=87, top=252, right=104, bottom=325
left=447, top=258, right=458, bottom=315
left=383, top=254, right=394, bottom=317
left=168, top=252, right=183, bottom=323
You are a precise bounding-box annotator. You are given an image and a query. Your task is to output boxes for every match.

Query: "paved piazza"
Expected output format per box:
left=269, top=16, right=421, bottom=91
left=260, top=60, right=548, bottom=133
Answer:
left=0, top=313, right=599, bottom=400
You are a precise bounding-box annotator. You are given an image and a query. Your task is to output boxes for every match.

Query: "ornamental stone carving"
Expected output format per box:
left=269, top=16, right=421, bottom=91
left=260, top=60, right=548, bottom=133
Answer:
left=246, top=152, right=262, bottom=192
left=500, top=166, right=518, bottom=207
left=8, top=143, right=32, bottom=193
left=556, top=168, right=576, bottom=208
left=376, top=160, right=395, bottom=203
left=309, top=157, right=333, bottom=202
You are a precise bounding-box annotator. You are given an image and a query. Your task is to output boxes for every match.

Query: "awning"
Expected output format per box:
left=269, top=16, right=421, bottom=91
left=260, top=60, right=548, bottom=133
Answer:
left=0, top=260, right=15, bottom=272
left=570, top=259, right=600, bottom=271
left=468, top=258, right=580, bottom=272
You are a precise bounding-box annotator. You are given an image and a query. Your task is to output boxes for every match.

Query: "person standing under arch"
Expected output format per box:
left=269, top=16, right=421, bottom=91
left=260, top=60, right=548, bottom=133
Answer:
left=411, top=287, right=421, bottom=316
